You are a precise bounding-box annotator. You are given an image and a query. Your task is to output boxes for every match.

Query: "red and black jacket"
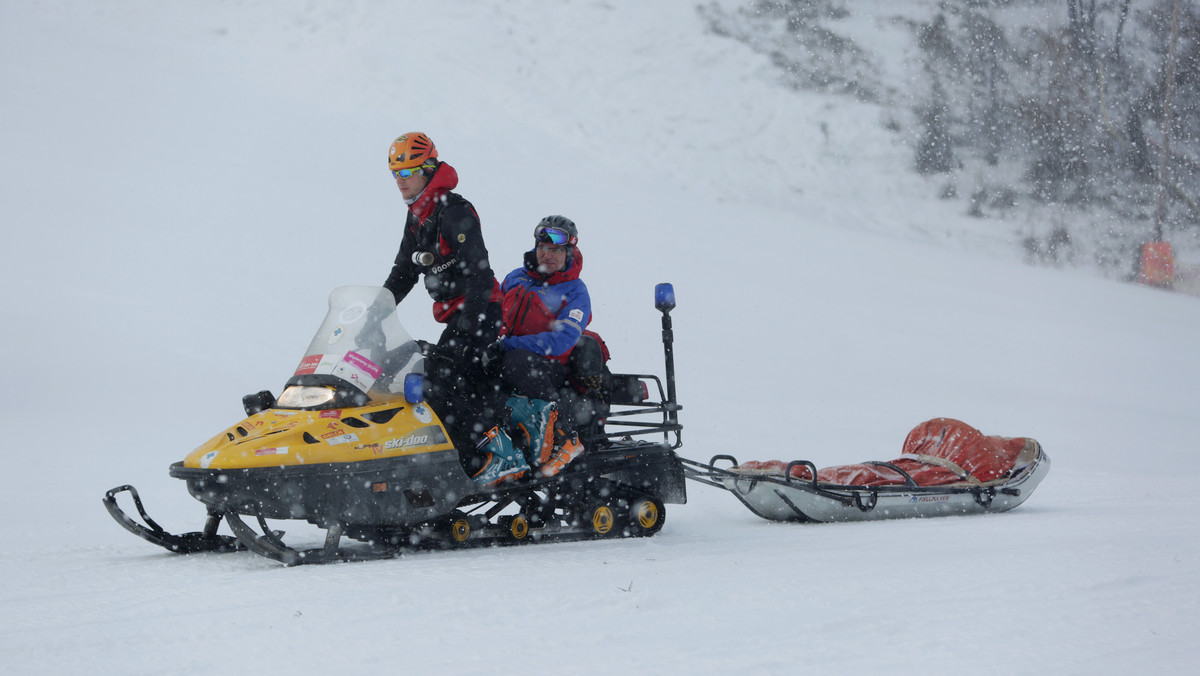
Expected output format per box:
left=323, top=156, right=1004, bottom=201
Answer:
left=383, top=162, right=502, bottom=334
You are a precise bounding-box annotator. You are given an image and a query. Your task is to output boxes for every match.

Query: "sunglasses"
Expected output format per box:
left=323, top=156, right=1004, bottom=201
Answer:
left=391, top=166, right=424, bottom=179
left=534, top=225, right=574, bottom=246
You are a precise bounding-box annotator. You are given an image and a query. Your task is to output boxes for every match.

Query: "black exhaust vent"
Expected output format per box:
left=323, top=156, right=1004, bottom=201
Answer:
left=362, top=407, right=403, bottom=425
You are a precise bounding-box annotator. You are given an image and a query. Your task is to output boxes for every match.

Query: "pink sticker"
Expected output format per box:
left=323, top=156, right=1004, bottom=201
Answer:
left=343, top=351, right=382, bottom=379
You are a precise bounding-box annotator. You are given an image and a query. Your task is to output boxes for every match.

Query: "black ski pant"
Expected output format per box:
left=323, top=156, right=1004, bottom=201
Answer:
left=426, top=303, right=505, bottom=457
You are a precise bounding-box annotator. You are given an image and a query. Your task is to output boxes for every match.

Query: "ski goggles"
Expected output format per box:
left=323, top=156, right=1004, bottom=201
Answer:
left=534, top=225, right=574, bottom=246
left=391, top=165, right=429, bottom=179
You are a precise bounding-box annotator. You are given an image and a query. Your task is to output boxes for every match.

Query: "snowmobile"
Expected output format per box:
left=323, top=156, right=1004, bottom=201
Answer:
left=104, top=284, right=686, bottom=565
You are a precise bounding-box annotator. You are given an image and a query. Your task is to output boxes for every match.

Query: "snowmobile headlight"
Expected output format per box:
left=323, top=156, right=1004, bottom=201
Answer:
left=276, top=385, right=336, bottom=409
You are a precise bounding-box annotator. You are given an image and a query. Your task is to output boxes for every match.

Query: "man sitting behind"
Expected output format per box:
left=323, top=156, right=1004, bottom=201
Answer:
left=488, top=216, right=591, bottom=477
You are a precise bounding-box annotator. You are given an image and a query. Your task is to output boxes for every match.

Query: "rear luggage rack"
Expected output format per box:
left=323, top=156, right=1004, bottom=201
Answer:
left=589, top=372, right=682, bottom=451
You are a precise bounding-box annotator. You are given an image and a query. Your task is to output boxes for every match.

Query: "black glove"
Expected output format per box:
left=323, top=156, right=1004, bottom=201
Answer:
left=480, top=339, right=505, bottom=375
left=432, top=340, right=484, bottom=367
left=428, top=342, right=458, bottom=364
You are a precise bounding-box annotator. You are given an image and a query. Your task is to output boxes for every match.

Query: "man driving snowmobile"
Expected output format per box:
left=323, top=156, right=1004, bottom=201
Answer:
left=383, top=132, right=529, bottom=487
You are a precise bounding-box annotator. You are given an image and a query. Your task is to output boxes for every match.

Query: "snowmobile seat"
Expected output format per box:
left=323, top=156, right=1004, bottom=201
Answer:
left=557, top=333, right=612, bottom=423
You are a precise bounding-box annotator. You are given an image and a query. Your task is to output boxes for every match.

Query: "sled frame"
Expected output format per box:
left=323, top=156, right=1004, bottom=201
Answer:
left=681, top=454, right=1030, bottom=522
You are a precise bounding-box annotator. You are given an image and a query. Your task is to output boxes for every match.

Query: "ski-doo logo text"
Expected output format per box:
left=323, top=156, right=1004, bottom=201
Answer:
left=384, top=434, right=430, bottom=450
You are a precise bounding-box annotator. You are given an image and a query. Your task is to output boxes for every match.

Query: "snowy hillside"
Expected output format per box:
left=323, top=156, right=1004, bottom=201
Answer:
left=2, top=2, right=1198, bottom=674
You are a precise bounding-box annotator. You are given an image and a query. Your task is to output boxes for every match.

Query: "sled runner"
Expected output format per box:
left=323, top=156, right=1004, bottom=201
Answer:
left=683, top=418, right=1049, bottom=523
left=104, top=284, right=686, bottom=565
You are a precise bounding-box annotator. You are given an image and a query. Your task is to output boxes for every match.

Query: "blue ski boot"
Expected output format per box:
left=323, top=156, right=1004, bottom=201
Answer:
left=506, top=396, right=558, bottom=468
left=471, top=425, right=530, bottom=487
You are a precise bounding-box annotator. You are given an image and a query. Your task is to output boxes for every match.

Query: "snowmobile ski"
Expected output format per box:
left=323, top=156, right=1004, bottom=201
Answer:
left=103, top=485, right=243, bottom=554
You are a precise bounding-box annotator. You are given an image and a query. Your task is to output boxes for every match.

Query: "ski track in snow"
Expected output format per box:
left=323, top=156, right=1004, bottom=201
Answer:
left=2, top=2, right=1198, bottom=674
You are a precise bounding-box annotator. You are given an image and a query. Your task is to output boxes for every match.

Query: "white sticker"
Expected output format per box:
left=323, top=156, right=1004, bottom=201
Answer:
left=200, top=450, right=218, bottom=469
left=254, top=446, right=289, bottom=456
left=328, top=326, right=345, bottom=344
left=326, top=433, right=360, bottom=446
left=332, top=351, right=381, bottom=393
left=569, top=308, right=584, bottom=322
left=413, top=404, right=433, bottom=424
left=314, top=354, right=341, bottom=375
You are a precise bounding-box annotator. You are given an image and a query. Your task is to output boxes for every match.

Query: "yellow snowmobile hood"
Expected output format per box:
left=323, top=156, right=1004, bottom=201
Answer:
left=183, top=400, right=454, bottom=470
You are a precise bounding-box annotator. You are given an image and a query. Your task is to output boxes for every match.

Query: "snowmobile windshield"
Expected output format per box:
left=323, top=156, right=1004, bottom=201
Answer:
left=277, top=286, right=423, bottom=408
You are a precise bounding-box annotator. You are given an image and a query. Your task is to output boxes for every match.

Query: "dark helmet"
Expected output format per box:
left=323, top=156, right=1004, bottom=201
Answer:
left=533, top=215, right=578, bottom=247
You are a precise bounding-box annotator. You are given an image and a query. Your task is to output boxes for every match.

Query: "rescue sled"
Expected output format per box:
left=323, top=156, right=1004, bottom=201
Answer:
left=104, top=284, right=686, bottom=565
left=683, top=418, right=1049, bottom=523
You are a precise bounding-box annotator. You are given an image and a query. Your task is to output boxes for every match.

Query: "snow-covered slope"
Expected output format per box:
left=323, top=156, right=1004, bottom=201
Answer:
left=2, top=2, right=1198, bottom=674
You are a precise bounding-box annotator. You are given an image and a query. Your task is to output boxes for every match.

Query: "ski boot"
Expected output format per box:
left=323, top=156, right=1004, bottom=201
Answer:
left=471, top=426, right=530, bottom=487
left=507, top=396, right=558, bottom=467
left=538, top=427, right=584, bottom=478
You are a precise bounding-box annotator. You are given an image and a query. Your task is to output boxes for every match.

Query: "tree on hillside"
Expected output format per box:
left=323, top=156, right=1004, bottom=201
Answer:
left=1137, top=0, right=1200, bottom=234
left=915, top=74, right=956, bottom=174
left=703, top=0, right=1200, bottom=269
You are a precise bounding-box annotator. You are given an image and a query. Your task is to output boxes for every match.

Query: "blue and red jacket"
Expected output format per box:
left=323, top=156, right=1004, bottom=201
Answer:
left=500, top=247, right=591, bottom=363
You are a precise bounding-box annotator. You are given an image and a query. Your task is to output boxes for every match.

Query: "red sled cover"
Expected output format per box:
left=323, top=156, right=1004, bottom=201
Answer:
left=737, top=418, right=1037, bottom=487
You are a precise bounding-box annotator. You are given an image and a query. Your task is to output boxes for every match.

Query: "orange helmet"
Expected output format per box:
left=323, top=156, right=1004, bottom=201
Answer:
left=388, top=133, right=438, bottom=171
